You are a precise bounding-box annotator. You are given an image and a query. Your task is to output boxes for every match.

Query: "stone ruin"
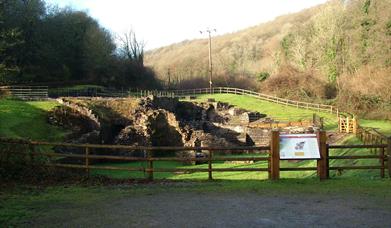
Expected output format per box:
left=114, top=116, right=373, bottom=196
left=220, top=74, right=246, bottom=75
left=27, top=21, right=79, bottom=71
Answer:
left=49, top=95, right=318, bottom=162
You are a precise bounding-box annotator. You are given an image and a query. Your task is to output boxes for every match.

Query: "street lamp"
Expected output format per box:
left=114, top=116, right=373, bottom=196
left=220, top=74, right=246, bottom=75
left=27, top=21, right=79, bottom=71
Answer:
left=200, top=28, right=216, bottom=93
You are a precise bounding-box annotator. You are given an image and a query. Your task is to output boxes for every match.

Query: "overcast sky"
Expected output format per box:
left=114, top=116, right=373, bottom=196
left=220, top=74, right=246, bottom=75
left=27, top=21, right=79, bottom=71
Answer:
left=46, top=0, right=328, bottom=50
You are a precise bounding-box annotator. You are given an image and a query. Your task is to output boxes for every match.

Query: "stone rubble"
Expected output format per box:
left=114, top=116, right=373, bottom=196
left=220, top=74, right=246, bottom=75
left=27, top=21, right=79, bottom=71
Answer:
left=49, top=96, right=318, bottom=160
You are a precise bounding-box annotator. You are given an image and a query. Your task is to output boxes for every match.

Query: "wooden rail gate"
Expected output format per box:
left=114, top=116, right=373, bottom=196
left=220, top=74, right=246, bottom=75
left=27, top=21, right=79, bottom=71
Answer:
left=0, top=132, right=390, bottom=181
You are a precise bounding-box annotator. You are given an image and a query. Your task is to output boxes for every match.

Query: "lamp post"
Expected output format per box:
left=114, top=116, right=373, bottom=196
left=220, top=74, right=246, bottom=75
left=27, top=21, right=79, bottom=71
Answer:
left=200, top=28, right=216, bottom=93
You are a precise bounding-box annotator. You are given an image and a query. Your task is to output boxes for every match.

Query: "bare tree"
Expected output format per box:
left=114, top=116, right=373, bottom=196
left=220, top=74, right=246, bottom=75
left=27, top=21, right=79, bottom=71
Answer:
left=118, top=30, right=145, bottom=67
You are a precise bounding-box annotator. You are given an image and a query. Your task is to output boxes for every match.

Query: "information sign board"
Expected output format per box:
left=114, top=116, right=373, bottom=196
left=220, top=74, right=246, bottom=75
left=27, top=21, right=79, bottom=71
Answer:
left=279, top=134, right=320, bottom=159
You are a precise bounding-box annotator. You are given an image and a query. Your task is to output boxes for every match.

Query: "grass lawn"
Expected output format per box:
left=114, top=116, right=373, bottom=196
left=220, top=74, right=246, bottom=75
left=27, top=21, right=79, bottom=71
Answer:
left=359, top=119, right=391, bottom=137
left=91, top=159, right=320, bottom=180
left=0, top=99, right=68, bottom=141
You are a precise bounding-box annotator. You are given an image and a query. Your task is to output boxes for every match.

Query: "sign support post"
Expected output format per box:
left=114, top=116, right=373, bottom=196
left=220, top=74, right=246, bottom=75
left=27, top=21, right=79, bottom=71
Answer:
left=317, top=131, right=328, bottom=180
left=270, top=130, right=280, bottom=180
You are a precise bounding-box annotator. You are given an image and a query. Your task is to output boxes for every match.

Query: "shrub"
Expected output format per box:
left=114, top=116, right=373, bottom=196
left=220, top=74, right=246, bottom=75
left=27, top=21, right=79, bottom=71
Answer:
left=337, top=66, right=391, bottom=119
left=260, top=65, right=329, bottom=100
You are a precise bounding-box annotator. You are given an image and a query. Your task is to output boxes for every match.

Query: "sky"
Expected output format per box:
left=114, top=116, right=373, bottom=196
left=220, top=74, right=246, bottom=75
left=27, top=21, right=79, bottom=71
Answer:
left=45, top=0, right=328, bottom=50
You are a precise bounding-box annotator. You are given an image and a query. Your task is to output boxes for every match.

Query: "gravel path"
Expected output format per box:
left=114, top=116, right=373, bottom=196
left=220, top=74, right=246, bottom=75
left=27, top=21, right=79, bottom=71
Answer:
left=28, top=191, right=391, bottom=227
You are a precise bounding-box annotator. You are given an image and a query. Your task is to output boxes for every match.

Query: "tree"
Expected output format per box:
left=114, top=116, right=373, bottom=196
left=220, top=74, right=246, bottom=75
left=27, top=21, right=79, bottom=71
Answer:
left=0, top=25, right=22, bottom=84
left=118, top=30, right=145, bottom=67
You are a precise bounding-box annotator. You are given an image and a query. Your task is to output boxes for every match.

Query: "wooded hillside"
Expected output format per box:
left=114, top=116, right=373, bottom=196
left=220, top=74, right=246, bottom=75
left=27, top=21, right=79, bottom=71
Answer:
left=145, top=0, right=391, bottom=119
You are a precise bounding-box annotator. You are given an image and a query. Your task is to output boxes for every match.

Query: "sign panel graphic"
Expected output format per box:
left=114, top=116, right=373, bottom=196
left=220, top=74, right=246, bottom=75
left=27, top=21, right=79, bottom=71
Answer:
left=279, top=134, right=320, bottom=159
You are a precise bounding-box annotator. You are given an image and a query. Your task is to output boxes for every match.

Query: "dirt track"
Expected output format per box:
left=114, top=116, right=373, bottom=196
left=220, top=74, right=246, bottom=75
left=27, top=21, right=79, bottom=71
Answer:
left=27, top=191, right=391, bottom=227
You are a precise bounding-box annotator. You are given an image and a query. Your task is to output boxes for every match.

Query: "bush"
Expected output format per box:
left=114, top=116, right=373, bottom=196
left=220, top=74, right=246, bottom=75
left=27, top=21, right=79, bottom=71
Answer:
left=260, top=65, right=329, bottom=100
left=337, top=66, right=391, bottom=119
left=0, top=142, right=81, bottom=182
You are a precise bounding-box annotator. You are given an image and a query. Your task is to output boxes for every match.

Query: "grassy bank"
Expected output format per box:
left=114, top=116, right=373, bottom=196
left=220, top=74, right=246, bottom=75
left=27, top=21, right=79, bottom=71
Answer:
left=0, top=99, right=68, bottom=141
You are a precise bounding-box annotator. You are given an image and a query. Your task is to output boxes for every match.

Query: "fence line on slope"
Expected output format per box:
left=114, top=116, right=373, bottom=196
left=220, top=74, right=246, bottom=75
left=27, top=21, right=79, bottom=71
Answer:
left=171, top=87, right=339, bottom=116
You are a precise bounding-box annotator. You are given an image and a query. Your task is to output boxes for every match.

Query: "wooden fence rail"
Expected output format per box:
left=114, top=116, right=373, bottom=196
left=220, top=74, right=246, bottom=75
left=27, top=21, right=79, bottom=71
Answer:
left=0, top=86, right=48, bottom=100
left=171, top=87, right=339, bottom=116
left=1, top=132, right=390, bottom=181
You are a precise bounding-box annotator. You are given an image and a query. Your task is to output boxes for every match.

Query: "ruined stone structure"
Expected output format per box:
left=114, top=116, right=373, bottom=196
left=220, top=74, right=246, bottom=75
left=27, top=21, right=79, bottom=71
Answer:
left=49, top=96, right=317, bottom=160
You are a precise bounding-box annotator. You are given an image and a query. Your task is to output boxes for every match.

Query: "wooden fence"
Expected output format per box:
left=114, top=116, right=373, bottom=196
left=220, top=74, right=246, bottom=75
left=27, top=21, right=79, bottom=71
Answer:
left=171, top=87, right=339, bottom=115
left=0, top=86, right=48, bottom=100
left=356, top=127, right=389, bottom=158
left=47, top=86, right=339, bottom=116
left=1, top=131, right=389, bottom=180
left=339, top=116, right=358, bottom=133
left=337, top=116, right=389, bottom=153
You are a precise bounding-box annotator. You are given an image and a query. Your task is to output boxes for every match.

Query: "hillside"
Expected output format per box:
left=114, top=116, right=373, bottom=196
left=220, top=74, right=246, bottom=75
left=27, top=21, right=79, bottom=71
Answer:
left=145, top=0, right=391, bottom=119
left=145, top=5, right=319, bottom=84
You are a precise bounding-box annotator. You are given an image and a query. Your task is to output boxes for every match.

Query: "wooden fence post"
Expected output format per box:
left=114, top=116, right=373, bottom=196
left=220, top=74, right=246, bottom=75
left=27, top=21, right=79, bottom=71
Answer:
left=269, top=130, right=280, bottom=180
left=387, top=137, right=391, bottom=178
left=317, top=131, right=328, bottom=180
left=208, top=150, right=213, bottom=180
left=338, top=117, right=341, bottom=133
left=29, top=143, right=35, bottom=166
left=326, top=144, right=330, bottom=179
left=85, top=147, right=90, bottom=177
left=380, top=147, right=385, bottom=178
left=352, top=117, right=357, bottom=134
left=147, top=150, right=154, bottom=181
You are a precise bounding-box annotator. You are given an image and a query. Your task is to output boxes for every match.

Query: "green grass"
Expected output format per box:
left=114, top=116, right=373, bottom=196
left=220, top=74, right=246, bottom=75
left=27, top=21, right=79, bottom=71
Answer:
left=187, top=94, right=339, bottom=131
left=359, top=119, right=391, bottom=136
left=0, top=99, right=68, bottom=141
left=0, top=185, right=125, bottom=226
left=91, top=154, right=319, bottom=180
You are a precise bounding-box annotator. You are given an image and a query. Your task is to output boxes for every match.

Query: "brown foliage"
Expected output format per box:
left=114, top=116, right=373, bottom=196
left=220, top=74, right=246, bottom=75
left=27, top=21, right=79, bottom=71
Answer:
left=337, top=66, right=391, bottom=119
left=260, top=66, right=330, bottom=100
